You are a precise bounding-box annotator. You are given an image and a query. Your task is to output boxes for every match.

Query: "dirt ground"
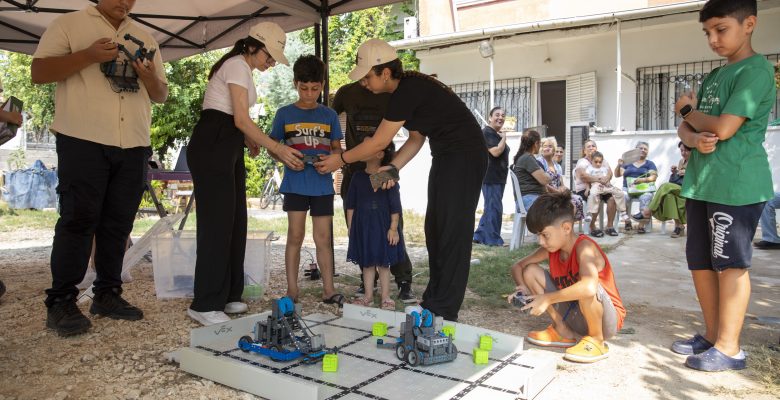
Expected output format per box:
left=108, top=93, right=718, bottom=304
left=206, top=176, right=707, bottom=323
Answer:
left=0, top=227, right=778, bottom=400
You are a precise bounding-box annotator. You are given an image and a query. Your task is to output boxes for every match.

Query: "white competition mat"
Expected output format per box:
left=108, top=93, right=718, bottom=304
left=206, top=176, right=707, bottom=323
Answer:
left=173, top=304, right=556, bottom=400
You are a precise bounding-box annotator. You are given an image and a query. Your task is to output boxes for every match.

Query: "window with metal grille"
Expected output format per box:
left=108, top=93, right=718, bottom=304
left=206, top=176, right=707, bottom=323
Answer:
left=449, top=77, right=532, bottom=132
left=636, top=54, right=779, bottom=130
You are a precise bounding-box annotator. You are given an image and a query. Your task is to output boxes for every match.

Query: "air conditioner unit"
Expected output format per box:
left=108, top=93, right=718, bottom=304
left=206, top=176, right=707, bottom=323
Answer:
left=404, top=17, right=418, bottom=39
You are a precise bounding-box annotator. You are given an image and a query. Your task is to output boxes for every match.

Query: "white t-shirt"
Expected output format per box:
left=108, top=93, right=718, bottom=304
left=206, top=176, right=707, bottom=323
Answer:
left=202, top=55, right=257, bottom=115
left=574, top=157, right=611, bottom=192
left=586, top=164, right=609, bottom=179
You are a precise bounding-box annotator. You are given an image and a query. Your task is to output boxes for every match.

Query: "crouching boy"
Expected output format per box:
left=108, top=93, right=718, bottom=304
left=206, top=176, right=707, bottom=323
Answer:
left=509, top=192, right=626, bottom=363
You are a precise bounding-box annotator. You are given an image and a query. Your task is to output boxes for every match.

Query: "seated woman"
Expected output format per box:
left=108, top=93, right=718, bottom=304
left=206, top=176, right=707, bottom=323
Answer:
left=536, top=137, right=584, bottom=221
left=614, top=141, right=658, bottom=234
left=511, top=130, right=549, bottom=210
left=634, top=142, right=691, bottom=238
left=573, top=140, right=620, bottom=237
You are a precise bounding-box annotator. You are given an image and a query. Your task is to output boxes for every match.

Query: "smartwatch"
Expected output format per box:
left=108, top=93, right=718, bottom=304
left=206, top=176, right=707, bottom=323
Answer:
left=680, top=104, right=693, bottom=119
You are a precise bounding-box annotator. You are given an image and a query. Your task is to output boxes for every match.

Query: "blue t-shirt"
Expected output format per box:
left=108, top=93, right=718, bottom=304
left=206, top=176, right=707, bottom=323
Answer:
left=622, top=160, right=657, bottom=188
left=271, top=103, right=343, bottom=196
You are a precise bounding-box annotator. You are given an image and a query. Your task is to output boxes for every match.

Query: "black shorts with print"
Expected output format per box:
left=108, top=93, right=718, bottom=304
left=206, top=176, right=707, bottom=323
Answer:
left=685, top=198, right=765, bottom=271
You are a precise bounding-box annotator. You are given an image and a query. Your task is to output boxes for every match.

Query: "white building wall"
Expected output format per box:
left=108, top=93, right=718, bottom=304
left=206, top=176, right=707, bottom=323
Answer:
left=395, top=128, right=780, bottom=214
left=415, top=8, right=780, bottom=131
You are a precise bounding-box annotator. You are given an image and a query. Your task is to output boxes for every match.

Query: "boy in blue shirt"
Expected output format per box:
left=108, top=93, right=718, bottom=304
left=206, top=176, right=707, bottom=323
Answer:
left=271, top=55, right=345, bottom=306
left=673, top=0, right=776, bottom=371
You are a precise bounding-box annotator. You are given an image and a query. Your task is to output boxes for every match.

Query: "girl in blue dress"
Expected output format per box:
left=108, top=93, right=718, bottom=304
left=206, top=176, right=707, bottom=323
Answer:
left=347, top=144, right=406, bottom=310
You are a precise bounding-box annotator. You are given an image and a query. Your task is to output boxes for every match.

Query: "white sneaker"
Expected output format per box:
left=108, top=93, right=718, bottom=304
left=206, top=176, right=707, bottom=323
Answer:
left=224, top=302, right=248, bottom=314
left=187, top=309, right=231, bottom=326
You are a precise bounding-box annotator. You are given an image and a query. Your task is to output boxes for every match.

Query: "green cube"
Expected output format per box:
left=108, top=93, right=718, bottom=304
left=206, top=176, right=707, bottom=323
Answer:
left=479, top=335, right=493, bottom=351
left=322, top=354, right=338, bottom=372
left=473, top=348, right=489, bottom=365
left=372, top=322, right=388, bottom=337
left=442, top=325, right=455, bottom=339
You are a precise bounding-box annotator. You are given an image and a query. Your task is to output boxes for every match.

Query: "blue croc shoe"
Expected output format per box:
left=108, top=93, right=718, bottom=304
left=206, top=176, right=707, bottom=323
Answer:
left=685, top=347, right=746, bottom=371
left=671, top=334, right=714, bottom=355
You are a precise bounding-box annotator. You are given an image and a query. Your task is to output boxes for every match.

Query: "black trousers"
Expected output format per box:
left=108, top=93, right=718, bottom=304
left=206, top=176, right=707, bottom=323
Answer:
left=420, top=150, right=487, bottom=321
left=341, top=165, right=413, bottom=284
left=188, top=110, right=247, bottom=312
left=46, top=134, right=149, bottom=305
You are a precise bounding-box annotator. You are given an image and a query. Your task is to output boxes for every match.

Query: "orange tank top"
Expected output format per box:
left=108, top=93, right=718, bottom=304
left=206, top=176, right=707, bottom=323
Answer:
left=549, top=234, right=626, bottom=330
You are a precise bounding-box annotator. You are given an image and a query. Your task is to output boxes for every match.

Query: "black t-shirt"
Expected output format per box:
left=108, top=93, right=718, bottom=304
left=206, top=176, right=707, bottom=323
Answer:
left=331, top=81, right=391, bottom=151
left=512, top=153, right=545, bottom=195
left=482, top=126, right=509, bottom=184
left=383, top=75, right=485, bottom=155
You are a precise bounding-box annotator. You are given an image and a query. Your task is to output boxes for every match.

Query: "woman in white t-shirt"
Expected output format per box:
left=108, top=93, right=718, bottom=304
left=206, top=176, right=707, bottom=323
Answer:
left=186, top=22, right=304, bottom=326
left=573, top=140, right=621, bottom=236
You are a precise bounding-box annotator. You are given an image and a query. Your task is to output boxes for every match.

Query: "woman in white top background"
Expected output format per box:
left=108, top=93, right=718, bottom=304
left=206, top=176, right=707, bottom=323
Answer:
left=186, top=22, right=303, bottom=326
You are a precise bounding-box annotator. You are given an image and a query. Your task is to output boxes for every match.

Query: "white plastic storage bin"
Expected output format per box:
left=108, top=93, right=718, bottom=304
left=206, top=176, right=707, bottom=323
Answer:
left=151, top=230, right=272, bottom=299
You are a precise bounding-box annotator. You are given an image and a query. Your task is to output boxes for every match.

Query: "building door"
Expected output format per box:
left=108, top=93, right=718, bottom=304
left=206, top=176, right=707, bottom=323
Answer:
left=538, top=80, right=566, bottom=147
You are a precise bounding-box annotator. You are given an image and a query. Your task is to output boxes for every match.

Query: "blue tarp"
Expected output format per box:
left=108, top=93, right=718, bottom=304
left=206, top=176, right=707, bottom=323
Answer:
left=2, top=160, right=58, bottom=209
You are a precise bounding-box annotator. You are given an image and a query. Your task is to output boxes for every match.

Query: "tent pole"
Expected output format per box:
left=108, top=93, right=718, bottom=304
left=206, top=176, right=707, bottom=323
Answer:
left=615, top=18, right=622, bottom=132
left=321, top=0, right=330, bottom=106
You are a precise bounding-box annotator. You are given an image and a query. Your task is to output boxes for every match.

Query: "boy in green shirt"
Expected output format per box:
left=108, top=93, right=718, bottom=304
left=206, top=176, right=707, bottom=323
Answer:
left=673, top=0, right=776, bottom=372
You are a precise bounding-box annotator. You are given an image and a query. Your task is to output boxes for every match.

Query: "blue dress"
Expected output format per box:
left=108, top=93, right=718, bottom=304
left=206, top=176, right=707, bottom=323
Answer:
left=346, top=171, right=406, bottom=268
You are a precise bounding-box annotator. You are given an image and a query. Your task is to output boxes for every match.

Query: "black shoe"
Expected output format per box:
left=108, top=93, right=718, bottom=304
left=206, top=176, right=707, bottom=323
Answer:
left=353, top=284, right=366, bottom=298
left=46, top=295, right=92, bottom=337
left=0, top=279, right=5, bottom=299
left=397, top=281, right=417, bottom=304
left=631, top=212, right=647, bottom=221
left=754, top=240, right=780, bottom=250
left=90, top=288, right=143, bottom=320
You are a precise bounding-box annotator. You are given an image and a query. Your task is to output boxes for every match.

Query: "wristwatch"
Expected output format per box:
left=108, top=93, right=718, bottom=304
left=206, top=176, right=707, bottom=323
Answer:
left=680, top=104, right=693, bottom=119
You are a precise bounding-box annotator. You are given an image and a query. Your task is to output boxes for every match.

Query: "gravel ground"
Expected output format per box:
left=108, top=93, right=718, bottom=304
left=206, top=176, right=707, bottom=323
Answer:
left=0, top=229, right=776, bottom=400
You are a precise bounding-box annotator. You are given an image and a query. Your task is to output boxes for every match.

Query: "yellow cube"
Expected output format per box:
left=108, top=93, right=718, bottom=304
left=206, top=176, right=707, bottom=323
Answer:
left=322, top=354, right=338, bottom=372
left=372, top=322, right=388, bottom=337
left=479, top=335, right=493, bottom=351
left=472, top=348, right=489, bottom=365
left=442, top=325, right=455, bottom=339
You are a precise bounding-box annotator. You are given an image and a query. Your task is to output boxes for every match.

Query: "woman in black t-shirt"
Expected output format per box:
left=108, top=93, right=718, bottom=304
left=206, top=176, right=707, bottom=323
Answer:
left=511, top=130, right=550, bottom=210
left=316, top=39, right=488, bottom=321
left=473, top=107, right=509, bottom=246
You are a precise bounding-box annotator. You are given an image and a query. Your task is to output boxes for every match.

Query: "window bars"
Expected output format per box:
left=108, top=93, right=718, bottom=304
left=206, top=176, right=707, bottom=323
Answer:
left=449, top=77, right=532, bottom=132
left=636, top=53, right=779, bottom=130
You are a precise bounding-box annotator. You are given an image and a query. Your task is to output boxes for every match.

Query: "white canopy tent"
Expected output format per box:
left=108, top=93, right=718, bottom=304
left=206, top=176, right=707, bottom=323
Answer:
left=0, top=0, right=400, bottom=97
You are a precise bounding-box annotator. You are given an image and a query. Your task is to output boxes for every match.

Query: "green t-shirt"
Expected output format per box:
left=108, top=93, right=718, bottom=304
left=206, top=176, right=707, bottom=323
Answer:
left=681, top=54, right=776, bottom=206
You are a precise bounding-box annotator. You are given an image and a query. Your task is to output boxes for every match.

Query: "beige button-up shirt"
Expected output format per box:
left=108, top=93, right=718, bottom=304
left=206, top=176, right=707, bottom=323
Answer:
left=33, top=6, right=167, bottom=148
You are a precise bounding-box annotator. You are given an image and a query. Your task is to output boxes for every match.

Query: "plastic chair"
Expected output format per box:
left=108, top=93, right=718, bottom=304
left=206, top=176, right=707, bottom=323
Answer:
left=508, top=171, right=528, bottom=250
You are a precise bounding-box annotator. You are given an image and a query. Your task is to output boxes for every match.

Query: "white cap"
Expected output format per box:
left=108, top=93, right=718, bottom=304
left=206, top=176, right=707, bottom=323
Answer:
left=348, top=38, right=399, bottom=81
left=248, top=22, right=289, bottom=66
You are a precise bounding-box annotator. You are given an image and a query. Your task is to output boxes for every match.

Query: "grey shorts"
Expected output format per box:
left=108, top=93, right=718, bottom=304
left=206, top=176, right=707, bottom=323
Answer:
left=544, top=270, right=618, bottom=340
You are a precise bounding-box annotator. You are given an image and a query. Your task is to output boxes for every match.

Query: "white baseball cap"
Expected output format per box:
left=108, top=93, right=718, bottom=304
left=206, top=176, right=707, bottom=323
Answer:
left=348, top=38, right=399, bottom=81
left=248, top=22, right=289, bottom=66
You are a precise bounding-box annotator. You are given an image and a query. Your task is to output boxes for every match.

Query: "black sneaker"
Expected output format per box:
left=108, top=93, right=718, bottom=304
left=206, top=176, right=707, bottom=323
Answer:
left=90, top=288, right=143, bottom=320
left=397, top=281, right=417, bottom=304
left=0, top=279, right=5, bottom=299
left=353, top=281, right=380, bottom=298
left=46, top=295, right=92, bottom=337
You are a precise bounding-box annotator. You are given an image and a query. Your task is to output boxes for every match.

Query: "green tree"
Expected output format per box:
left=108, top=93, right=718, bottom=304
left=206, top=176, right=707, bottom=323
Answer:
left=150, top=51, right=223, bottom=160
left=0, top=51, right=56, bottom=143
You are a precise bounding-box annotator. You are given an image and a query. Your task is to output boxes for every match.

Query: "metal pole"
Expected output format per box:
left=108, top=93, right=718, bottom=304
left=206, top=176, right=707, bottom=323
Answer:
left=489, top=56, right=495, bottom=110
left=615, top=19, right=621, bottom=132
left=321, top=0, right=329, bottom=106
left=314, top=23, right=321, bottom=58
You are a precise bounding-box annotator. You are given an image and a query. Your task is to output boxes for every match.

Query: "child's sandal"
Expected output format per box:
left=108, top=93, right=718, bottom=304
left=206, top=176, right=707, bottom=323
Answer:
left=380, top=299, right=396, bottom=311
left=351, top=297, right=374, bottom=307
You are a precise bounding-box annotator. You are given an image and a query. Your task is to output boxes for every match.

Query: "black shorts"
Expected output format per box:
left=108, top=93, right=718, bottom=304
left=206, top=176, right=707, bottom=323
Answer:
left=283, top=193, right=334, bottom=217
left=685, top=198, right=765, bottom=271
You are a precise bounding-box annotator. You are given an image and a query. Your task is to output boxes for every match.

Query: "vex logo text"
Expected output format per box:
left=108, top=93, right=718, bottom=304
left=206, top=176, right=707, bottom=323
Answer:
left=710, top=212, right=733, bottom=260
